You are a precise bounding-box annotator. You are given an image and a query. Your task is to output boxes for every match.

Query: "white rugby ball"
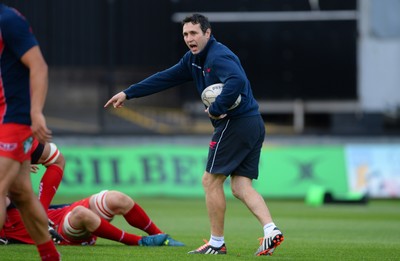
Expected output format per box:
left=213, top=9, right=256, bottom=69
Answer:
left=201, top=83, right=241, bottom=110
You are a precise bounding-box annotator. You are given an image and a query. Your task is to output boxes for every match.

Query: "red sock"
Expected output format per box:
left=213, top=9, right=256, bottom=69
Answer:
left=37, top=240, right=60, bottom=261
left=123, top=203, right=163, bottom=235
left=38, top=165, right=63, bottom=209
left=93, top=217, right=142, bottom=245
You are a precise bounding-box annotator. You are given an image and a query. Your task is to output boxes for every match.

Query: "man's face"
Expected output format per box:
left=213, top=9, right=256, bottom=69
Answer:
left=183, top=22, right=211, bottom=55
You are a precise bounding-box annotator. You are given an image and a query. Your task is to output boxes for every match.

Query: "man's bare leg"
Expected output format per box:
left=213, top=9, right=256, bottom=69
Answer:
left=203, top=172, right=227, bottom=237
left=8, top=160, right=51, bottom=244
left=0, top=156, right=20, bottom=229
left=231, top=175, right=273, bottom=226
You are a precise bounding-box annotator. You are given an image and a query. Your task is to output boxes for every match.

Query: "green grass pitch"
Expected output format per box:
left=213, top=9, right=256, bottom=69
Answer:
left=1, top=197, right=399, bottom=260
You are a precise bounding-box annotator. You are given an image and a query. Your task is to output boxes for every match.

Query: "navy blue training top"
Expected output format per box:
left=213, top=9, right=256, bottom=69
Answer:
left=123, top=35, right=260, bottom=120
left=0, top=4, right=38, bottom=125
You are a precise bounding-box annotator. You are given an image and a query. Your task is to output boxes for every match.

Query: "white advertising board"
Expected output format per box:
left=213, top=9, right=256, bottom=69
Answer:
left=346, top=145, right=400, bottom=198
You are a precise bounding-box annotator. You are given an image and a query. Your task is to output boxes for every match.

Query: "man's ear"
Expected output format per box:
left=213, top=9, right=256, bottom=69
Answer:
left=206, top=28, right=211, bottom=38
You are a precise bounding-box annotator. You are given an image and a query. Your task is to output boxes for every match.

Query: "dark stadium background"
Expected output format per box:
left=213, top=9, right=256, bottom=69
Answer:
left=3, top=0, right=398, bottom=136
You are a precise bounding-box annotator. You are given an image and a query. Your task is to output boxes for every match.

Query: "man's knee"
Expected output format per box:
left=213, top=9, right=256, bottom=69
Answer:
left=202, top=171, right=217, bottom=188
left=42, top=142, right=65, bottom=168
left=202, top=172, right=226, bottom=190
left=231, top=176, right=252, bottom=199
left=106, top=190, right=133, bottom=214
left=231, top=182, right=245, bottom=199
left=201, top=171, right=210, bottom=187
left=70, top=206, right=90, bottom=221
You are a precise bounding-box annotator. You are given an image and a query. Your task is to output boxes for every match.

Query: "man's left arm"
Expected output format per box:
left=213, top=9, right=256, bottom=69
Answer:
left=20, top=46, right=52, bottom=144
left=208, top=55, right=245, bottom=116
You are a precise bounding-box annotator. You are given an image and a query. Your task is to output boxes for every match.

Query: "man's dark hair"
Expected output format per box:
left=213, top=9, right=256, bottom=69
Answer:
left=182, top=13, right=211, bottom=34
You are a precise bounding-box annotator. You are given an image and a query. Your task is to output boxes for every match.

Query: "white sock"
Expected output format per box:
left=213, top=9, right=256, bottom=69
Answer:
left=263, top=222, right=276, bottom=237
left=209, top=235, right=224, bottom=248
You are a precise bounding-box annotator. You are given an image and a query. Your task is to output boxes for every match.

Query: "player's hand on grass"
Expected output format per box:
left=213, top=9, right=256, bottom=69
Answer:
left=104, top=91, right=127, bottom=108
left=30, top=164, right=39, bottom=173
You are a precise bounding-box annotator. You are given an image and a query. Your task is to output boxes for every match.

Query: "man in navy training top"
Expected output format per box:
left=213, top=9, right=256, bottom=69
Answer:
left=0, top=3, right=60, bottom=260
left=104, top=13, right=284, bottom=256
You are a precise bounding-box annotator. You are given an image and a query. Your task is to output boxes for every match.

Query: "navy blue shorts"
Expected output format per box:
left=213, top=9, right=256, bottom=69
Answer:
left=206, top=115, right=265, bottom=179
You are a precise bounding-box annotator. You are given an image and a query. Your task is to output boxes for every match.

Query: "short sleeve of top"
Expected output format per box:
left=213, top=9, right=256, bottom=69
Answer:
left=1, top=6, right=38, bottom=59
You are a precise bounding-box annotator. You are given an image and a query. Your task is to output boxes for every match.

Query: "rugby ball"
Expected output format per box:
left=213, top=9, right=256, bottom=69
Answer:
left=201, top=83, right=241, bottom=110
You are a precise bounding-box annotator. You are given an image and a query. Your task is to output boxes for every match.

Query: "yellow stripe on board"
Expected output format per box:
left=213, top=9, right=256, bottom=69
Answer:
left=110, top=107, right=177, bottom=134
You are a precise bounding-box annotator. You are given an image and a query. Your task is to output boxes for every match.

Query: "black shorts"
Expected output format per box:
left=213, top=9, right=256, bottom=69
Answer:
left=206, top=115, right=265, bottom=179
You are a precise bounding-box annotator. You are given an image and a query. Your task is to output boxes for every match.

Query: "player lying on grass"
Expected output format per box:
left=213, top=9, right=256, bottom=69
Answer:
left=1, top=190, right=184, bottom=247
left=2, top=140, right=183, bottom=246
